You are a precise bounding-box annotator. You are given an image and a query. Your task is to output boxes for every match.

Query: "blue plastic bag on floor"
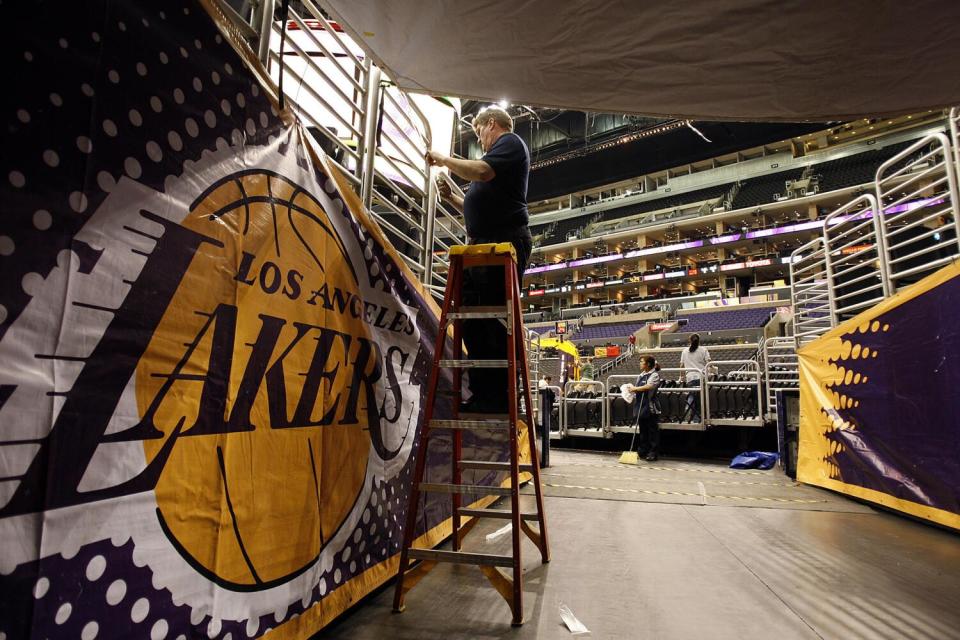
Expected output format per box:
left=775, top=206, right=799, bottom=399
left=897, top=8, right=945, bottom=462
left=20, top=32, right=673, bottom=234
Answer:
left=730, top=451, right=779, bottom=470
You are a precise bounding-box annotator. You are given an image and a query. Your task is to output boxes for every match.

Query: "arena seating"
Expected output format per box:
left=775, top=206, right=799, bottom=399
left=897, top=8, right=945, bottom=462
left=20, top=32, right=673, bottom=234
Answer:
left=598, top=183, right=733, bottom=222
left=603, top=345, right=759, bottom=379
left=675, top=307, right=774, bottom=333
left=811, top=140, right=915, bottom=192
left=535, top=356, right=564, bottom=383
left=528, top=325, right=555, bottom=335
left=605, top=350, right=681, bottom=378
left=730, top=169, right=804, bottom=208
left=600, top=342, right=764, bottom=426
left=572, top=322, right=646, bottom=341
left=583, top=355, right=618, bottom=371
left=564, top=383, right=604, bottom=428
left=531, top=138, right=933, bottom=250
left=533, top=184, right=732, bottom=247
left=534, top=216, right=591, bottom=246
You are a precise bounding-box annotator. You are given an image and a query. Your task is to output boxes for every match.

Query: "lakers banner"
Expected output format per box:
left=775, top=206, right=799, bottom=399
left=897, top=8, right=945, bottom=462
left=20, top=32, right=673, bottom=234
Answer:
left=798, top=261, right=960, bottom=531
left=0, top=2, right=527, bottom=637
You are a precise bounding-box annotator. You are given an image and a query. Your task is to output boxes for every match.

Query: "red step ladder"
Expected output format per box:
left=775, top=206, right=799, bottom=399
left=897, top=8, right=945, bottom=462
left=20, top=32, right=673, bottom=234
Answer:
left=392, top=242, right=550, bottom=626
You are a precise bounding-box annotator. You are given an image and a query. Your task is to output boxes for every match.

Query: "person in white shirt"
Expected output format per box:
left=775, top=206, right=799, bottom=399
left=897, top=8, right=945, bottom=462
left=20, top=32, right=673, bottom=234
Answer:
left=627, top=356, right=662, bottom=461
left=679, top=334, right=710, bottom=423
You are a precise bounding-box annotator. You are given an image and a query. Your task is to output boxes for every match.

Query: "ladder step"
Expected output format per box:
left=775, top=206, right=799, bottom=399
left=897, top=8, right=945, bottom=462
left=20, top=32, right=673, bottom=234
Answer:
left=439, top=359, right=508, bottom=368
left=459, top=460, right=533, bottom=472
left=448, top=306, right=509, bottom=319
left=407, top=548, right=514, bottom=568
left=430, top=419, right=510, bottom=430
left=458, top=507, right=540, bottom=522
left=459, top=507, right=541, bottom=521
left=419, top=482, right=512, bottom=496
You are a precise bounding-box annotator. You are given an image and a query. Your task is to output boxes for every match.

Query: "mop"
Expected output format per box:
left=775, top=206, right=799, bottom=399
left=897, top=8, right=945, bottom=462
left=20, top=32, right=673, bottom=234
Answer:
left=618, top=384, right=639, bottom=464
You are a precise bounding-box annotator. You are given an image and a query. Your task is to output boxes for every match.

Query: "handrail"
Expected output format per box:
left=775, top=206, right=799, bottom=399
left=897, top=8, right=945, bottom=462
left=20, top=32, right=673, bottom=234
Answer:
left=822, top=194, right=889, bottom=325
left=561, top=380, right=607, bottom=432
left=950, top=107, right=960, bottom=185
left=256, top=3, right=464, bottom=299
left=789, top=237, right=833, bottom=349
left=607, top=368, right=707, bottom=428
left=875, top=132, right=960, bottom=292
left=597, top=350, right=631, bottom=377
left=784, top=123, right=959, bottom=361
left=706, top=360, right=764, bottom=422
left=300, top=0, right=366, bottom=70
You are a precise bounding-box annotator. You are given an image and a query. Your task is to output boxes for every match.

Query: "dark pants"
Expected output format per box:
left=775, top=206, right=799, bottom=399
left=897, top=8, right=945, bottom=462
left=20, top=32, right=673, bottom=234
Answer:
left=538, top=389, right=554, bottom=468
left=687, top=382, right=700, bottom=422
left=462, top=230, right=533, bottom=407
left=636, top=412, right=660, bottom=456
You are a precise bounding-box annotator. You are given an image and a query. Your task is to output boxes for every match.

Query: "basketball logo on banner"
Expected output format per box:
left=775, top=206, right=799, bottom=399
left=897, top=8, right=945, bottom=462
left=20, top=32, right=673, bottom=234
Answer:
left=140, top=168, right=398, bottom=589
left=0, top=125, right=428, bottom=636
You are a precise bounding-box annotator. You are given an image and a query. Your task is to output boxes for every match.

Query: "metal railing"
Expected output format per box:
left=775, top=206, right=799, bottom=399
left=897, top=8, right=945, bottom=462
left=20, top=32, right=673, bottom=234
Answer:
left=783, top=120, right=960, bottom=379
left=951, top=108, right=960, bottom=185
left=875, top=132, right=960, bottom=292
left=560, top=380, right=607, bottom=435
left=762, top=337, right=799, bottom=420
left=526, top=329, right=542, bottom=423
left=254, top=1, right=464, bottom=296
left=789, top=237, right=833, bottom=348
left=705, top=360, right=764, bottom=427
left=607, top=369, right=708, bottom=432
left=822, top=194, right=889, bottom=324
left=597, top=350, right=632, bottom=377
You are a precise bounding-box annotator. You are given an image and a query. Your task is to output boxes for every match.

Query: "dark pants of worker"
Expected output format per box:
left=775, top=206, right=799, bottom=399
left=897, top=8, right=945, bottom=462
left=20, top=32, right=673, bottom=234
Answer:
left=636, top=412, right=660, bottom=456
left=539, top=388, right=555, bottom=468
left=462, top=230, right=532, bottom=410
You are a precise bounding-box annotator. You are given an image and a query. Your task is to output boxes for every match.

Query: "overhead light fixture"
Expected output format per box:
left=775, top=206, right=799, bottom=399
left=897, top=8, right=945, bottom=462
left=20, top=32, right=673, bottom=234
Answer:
left=498, top=99, right=509, bottom=109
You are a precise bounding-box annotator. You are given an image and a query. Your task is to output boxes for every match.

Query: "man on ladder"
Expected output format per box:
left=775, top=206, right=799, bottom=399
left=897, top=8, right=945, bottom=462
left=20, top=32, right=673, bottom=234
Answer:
left=428, top=105, right=533, bottom=413
left=392, top=105, right=547, bottom=626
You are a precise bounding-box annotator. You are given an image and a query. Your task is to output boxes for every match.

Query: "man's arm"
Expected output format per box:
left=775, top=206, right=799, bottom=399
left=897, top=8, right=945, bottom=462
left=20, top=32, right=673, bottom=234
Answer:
left=426, top=151, right=495, bottom=182
left=445, top=192, right=465, bottom=211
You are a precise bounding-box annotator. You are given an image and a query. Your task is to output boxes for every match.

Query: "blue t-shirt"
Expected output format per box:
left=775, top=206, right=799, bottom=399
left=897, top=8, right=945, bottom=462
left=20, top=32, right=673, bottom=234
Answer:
left=463, top=132, right=530, bottom=238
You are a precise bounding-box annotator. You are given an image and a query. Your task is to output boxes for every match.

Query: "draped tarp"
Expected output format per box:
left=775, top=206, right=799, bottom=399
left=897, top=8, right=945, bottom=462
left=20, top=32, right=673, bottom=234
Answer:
left=797, top=261, right=960, bottom=531
left=0, top=1, right=530, bottom=637
left=323, top=0, right=960, bottom=122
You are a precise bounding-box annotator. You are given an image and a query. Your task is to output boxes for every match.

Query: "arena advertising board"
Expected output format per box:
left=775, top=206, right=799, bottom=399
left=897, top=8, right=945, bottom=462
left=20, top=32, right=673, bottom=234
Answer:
left=797, top=261, right=960, bottom=531
left=0, top=2, right=525, bottom=636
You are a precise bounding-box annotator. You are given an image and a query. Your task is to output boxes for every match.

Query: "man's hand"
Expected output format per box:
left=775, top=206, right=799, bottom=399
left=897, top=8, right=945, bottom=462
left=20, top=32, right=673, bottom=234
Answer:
left=436, top=175, right=452, bottom=198
left=426, top=150, right=448, bottom=167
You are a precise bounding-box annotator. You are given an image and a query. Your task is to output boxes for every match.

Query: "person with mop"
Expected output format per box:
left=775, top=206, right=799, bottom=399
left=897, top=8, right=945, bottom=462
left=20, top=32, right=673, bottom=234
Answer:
left=623, top=356, right=662, bottom=462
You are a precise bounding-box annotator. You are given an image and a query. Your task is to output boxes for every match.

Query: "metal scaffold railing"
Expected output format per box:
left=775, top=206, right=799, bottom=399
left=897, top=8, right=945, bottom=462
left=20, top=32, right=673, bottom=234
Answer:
left=785, top=112, right=960, bottom=358
left=822, top=193, right=889, bottom=325
left=875, top=132, right=960, bottom=293
left=789, top=237, right=833, bottom=349
left=248, top=0, right=466, bottom=296
left=950, top=107, right=960, bottom=185
left=762, top=337, right=799, bottom=420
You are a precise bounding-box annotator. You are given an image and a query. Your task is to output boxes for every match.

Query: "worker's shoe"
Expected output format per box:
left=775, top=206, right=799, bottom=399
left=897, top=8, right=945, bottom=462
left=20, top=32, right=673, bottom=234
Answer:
left=645, top=452, right=658, bottom=462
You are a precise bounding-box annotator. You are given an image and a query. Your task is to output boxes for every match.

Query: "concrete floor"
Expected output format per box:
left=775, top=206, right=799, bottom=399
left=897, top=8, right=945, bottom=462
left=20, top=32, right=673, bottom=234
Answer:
left=314, top=451, right=960, bottom=639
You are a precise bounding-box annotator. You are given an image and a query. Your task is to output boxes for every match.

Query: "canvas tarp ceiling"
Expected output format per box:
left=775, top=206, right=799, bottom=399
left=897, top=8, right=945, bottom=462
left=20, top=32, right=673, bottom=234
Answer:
left=322, top=0, right=960, bottom=122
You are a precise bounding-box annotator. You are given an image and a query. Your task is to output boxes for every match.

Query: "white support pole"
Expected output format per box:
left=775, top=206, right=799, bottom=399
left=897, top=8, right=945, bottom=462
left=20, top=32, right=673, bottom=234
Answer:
left=422, top=179, right=438, bottom=285
left=359, top=62, right=381, bottom=210
left=256, top=0, right=276, bottom=67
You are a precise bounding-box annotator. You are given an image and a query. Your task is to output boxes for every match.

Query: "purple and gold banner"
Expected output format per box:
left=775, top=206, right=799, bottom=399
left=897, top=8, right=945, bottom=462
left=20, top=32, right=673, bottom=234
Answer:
left=0, top=2, right=528, bottom=637
left=798, top=261, right=960, bottom=531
